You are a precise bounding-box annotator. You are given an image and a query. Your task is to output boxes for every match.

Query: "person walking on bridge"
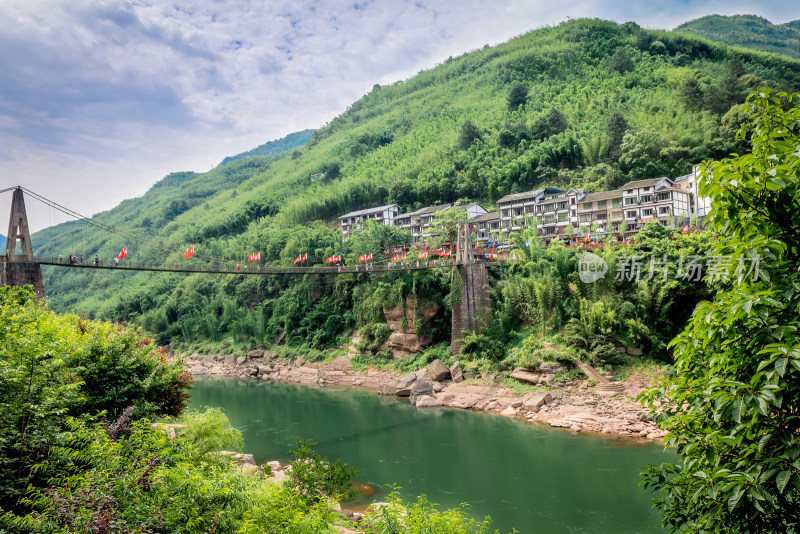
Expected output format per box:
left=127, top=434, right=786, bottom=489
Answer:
left=94, top=255, right=99, bottom=266
left=59, top=253, right=63, bottom=263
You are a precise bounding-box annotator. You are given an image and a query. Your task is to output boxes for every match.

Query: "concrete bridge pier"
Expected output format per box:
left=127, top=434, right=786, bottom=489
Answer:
left=451, top=222, right=491, bottom=355
left=1, top=187, right=45, bottom=299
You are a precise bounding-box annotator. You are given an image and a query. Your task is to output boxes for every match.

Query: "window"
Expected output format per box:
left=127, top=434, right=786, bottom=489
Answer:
left=626, top=210, right=637, bottom=219
left=536, top=205, right=543, bottom=213
left=580, top=214, right=592, bottom=223
left=558, top=212, right=568, bottom=222
left=557, top=202, right=568, bottom=210
left=625, top=197, right=637, bottom=205
left=659, top=206, right=671, bottom=215
left=612, top=198, right=622, bottom=208
left=611, top=210, right=623, bottom=219
left=513, top=209, right=522, bottom=216
left=643, top=186, right=650, bottom=191
left=657, top=192, right=671, bottom=201
left=640, top=195, right=652, bottom=203
left=583, top=202, right=592, bottom=210
left=543, top=204, right=554, bottom=212
left=642, top=208, right=654, bottom=217
left=501, top=210, right=509, bottom=218
left=597, top=200, right=607, bottom=210
left=544, top=215, right=555, bottom=224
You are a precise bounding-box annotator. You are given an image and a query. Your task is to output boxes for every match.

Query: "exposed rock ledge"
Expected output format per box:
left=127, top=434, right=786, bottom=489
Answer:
left=183, top=353, right=666, bottom=441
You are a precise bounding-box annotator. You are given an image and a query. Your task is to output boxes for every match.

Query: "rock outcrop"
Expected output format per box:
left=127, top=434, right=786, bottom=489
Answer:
left=382, top=296, right=441, bottom=356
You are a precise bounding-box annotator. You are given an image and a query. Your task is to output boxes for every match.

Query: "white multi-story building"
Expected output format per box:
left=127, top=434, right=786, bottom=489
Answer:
left=339, top=204, right=401, bottom=238
left=620, top=178, right=692, bottom=233
left=674, top=165, right=712, bottom=219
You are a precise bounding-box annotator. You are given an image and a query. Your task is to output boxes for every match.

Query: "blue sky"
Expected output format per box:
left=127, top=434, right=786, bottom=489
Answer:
left=1, top=0, right=798, bottom=232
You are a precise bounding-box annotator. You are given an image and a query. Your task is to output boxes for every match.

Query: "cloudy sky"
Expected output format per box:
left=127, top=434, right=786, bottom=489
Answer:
left=1, top=0, right=798, bottom=233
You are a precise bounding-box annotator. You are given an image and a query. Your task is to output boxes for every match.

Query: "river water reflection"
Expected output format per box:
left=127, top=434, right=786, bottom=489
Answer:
left=190, top=376, right=672, bottom=533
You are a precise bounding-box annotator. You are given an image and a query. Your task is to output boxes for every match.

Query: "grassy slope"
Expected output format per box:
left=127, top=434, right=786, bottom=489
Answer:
left=675, top=14, right=800, bottom=59
left=31, top=19, right=800, bottom=342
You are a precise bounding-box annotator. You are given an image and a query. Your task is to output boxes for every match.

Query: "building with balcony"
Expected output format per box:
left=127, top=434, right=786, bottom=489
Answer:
left=474, top=211, right=502, bottom=246
left=579, top=189, right=624, bottom=236
left=339, top=204, right=401, bottom=238
left=620, top=178, right=691, bottom=233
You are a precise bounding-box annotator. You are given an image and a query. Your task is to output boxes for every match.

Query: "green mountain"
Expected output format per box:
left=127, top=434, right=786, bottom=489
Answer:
left=31, top=18, right=800, bottom=358
left=218, top=129, right=315, bottom=167
left=675, top=15, right=800, bottom=59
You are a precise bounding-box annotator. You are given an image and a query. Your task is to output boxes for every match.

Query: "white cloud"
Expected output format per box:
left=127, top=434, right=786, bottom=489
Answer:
left=0, top=0, right=797, bottom=232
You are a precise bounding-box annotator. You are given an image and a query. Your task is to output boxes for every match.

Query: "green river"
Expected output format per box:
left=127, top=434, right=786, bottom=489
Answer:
left=190, top=376, right=673, bottom=533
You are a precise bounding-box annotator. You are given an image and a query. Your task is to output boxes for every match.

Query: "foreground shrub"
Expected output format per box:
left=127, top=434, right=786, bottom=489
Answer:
left=361, top=488, right=507, bottom=534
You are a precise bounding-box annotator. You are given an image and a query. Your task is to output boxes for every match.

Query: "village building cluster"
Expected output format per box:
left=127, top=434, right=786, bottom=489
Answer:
left=338, top=167, right=710, bottom=248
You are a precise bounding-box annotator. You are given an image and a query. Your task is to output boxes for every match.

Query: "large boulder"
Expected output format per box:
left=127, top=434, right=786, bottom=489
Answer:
left=378, top=384, right=398, bottom=396
left=510, top=368, right=540, bottom=385
left=247, top=349, right=265, bottom=359
left=236, top=355, right=248, bottom=366
left=190, top=365, right=208, bottom=375
left=449, top=361, right=464, bottom=383
left=223, top=354, right=237, bottom=367
left=409, top=379, right=434, bottom=405
left=415, top=395, right=442, bottom=408
left=524, top=392, right=552, bottom=410
left=426, top=359, right=451, bottom=381
left=396, top=372, right=418, bottom=391
left=539, top=362, right=567, bottom=374
left=387, top=332, right=424, bottom=353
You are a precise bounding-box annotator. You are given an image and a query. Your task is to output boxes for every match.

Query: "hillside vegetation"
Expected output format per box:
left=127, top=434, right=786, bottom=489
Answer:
left=676, top=14, right=800, bottom=59
left=30, top=18, right=800, bottom=369
left=218, top=129, right=315, bottom=167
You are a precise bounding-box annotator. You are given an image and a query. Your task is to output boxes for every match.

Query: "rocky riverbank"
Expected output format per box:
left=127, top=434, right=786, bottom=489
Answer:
left=185, top=350, right=666, bottom=441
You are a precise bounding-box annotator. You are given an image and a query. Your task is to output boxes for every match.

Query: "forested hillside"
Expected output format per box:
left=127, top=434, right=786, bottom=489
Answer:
left=218, top=129, right=315, bottom=167
left=31, top=18, right=800, bottom=369
left=676, top=15, right=800, bottom=59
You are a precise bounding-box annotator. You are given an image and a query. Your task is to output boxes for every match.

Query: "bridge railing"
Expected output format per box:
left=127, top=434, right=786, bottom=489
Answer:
left=34, top=256, right=503, bottom=275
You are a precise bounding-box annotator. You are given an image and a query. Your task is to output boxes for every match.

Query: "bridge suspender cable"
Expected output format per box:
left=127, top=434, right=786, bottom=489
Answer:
left=14, top=186, right=234, bottom=264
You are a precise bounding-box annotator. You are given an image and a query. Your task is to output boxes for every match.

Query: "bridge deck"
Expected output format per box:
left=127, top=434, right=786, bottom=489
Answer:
left=36, top=257, right=500, bottom=275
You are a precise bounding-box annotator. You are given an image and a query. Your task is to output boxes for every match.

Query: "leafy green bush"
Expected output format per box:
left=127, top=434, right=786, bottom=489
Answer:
left=286, top=439, right=358, bottom=505
left=0, top=286, right=191, bottom=512
left=355, top=322, right=391, bottom=355
left=361, top=488, right=507, bottom=533
left=4, top=416, right=338, bottom=534
left=178, top=407, right=244, bottom=464
left=460, top=333, right=504, bottom=362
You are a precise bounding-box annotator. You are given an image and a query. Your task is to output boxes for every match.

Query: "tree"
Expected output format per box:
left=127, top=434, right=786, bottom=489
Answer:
left=607, top=47, right=633, bottom=73
left=507, top=83, right=529, bottom=111
left=618, top=126, right=668, bottom=180
left=457, top=120, right=482, bottom=149
left=640, top=90, right=800, bottom=532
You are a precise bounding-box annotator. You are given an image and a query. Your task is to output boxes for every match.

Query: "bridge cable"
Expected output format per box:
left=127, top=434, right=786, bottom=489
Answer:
left=19, top=187, right=237, bottom=265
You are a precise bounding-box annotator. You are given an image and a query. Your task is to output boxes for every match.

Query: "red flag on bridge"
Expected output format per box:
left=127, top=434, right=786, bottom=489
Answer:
left=294, top=254, right=302, bottom=264
left=417, top=251, right=427, bottom=259
left=302, top=253, right=307, bottom=263
left=248, top=253, right=260, bottom=262
left=358, top=254, right=365, bottom=263
left=118, top=246, right=127, bottom=259
left=366, top=252, right=372, bottom=261
left=184, top=246, right=194, bottom=259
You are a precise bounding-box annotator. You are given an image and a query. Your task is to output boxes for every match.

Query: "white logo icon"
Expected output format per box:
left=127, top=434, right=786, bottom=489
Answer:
left=578, top=252, right=608, bottom=283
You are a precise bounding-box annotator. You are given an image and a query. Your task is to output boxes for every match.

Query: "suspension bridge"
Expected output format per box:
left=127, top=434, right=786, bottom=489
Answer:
left=1, top=186, right=492, bottom=352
